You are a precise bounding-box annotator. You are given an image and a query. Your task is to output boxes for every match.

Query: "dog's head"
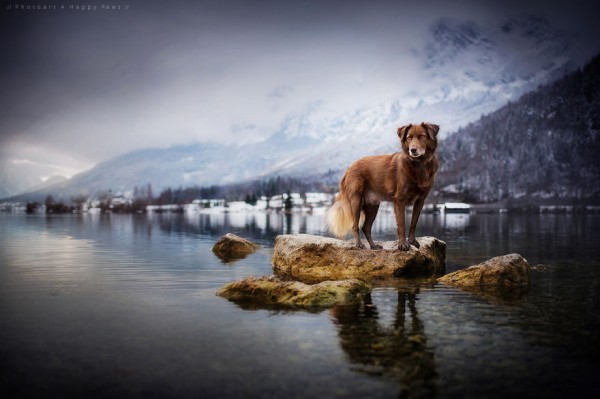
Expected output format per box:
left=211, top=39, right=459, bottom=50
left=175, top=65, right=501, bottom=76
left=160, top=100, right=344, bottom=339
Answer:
left=397, top=122, right=439, bottom=160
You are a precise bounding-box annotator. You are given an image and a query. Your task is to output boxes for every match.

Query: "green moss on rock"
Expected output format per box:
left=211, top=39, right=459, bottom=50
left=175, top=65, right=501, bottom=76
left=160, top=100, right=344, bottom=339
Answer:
left=438, top=253, right=531, bottom=289
left=216, top=275, right=372, bottom=309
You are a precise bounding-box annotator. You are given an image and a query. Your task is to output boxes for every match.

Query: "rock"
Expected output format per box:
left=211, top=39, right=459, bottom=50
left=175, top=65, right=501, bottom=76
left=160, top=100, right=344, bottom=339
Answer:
left=272, top=234, right=446, bottom=283
left=216, top=275, right=372, bottom=309
left=531, top=263, right=546, bottom=272
left=437, top=253, right=531, bottom=289
left=212, top=233, right=260, bottom=262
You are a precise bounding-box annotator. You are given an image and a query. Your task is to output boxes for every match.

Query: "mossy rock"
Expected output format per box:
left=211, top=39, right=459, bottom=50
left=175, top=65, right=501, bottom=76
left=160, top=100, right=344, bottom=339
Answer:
left=216, top=275, right=372, bottom=309
left=438, top=253, right=531, bottom=289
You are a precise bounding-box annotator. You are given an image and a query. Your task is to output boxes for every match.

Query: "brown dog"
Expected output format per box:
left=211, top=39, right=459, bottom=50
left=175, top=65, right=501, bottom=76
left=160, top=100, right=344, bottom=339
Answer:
left=327, top=122, right=439, bottom=251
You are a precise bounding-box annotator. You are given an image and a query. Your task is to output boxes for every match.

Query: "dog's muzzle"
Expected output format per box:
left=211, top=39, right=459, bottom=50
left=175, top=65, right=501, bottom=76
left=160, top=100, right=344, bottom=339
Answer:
left=409, top=147, right=424, bottom=158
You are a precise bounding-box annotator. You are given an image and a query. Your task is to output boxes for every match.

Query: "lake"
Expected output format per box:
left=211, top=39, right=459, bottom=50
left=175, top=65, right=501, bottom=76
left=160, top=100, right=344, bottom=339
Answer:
left=0, top=211, right=598, bottom=398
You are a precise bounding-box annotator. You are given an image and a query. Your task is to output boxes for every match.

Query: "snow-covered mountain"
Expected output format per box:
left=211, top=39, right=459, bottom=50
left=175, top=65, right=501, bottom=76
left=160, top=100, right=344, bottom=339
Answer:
left=18, top=175, right=69, bottom=195
left=0, top=159, right=45, bottom=198
left=437, top=52, right=600, bottom=202
left=415, top=15, right=573, bottom=133
left=2, top=15, right=586, bottom=200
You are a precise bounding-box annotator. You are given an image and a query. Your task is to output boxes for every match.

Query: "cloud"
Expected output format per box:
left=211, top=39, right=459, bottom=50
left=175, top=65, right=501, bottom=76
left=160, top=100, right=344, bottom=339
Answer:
left=0, top=0, right=598, bottom=181
left=1, top=140, right=92, bottom=181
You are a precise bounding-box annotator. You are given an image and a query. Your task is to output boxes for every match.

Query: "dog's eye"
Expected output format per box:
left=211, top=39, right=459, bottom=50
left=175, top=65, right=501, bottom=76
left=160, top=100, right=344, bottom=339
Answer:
left=418, top=135, right=425, bottom=141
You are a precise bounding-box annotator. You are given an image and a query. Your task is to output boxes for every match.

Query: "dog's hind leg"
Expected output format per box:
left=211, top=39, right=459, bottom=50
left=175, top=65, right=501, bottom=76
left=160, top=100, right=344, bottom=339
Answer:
left=362, top=203, right=383, bottom=250
left=349, top=194, right=365, bottom=249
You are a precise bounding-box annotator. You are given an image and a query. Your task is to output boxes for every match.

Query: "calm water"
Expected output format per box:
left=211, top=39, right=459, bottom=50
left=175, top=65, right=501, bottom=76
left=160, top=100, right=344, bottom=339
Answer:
left=0, top=211, right=599, bottom=398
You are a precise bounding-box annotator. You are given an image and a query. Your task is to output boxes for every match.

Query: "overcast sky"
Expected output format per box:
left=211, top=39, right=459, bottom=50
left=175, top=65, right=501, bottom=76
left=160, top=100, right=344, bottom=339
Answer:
left=1, top=0, right=599, bottom=178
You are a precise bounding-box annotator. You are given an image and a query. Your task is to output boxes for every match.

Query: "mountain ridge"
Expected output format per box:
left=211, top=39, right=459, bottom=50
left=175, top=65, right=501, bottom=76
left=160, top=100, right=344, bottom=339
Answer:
left=436, top=53, right=600, bottom=202
left=1, top=15, right=592, bottom=203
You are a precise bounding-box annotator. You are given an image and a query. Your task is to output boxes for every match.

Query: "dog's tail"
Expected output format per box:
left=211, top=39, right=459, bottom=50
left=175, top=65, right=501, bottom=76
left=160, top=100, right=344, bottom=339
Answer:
left=326, top=190, right=364, bottom=238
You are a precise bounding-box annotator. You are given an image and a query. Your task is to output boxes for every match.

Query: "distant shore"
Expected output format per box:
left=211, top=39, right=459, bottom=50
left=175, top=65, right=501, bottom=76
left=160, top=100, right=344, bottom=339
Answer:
left=2, top=198, right=599, bottom=215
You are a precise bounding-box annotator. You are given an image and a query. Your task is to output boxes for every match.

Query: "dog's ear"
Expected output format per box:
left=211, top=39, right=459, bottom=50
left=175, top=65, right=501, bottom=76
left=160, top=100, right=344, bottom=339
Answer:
left=397, top=124, right=412, bottom=142
left=421, top=122, right=439, bottom=141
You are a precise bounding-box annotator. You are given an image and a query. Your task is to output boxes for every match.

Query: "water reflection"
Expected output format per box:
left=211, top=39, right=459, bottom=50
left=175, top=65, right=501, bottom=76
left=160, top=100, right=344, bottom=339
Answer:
left=448, top=283, right=530, bottom=306
left=331, top=285, right=437, bottom=399
left=148, top=210, right=476, bottom=248
left=441, top=213, right=470, bottom=230
left=2, top=213, right=599, bottom=398
left=142, top=211, right=600, bottom=272
left=154, top=211, right=328, bottom=244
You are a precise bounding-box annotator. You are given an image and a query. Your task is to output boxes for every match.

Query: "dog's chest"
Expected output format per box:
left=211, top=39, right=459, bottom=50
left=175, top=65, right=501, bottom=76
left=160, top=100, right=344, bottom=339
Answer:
left=400, top=180, right=426, bottom=200
left=400, top=162, right=433, bottom=197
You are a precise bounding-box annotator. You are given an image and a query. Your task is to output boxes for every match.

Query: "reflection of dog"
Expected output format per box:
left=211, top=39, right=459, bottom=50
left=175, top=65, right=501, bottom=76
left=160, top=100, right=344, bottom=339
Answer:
left=327, top=123, right=439, bottom=251
left=331, top=287, right=437, bottom=394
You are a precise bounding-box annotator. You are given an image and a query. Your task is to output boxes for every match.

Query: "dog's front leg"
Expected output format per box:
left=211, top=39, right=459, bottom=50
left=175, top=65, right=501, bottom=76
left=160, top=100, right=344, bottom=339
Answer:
left=408, top=197, right=426, bottom=249
left=394, top=200, right=410, bottom=251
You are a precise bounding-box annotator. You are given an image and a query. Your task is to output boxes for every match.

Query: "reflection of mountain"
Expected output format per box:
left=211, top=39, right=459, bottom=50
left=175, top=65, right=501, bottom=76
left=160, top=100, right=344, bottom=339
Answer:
left=1, top=15, right=585, bottom=201
left=331, top=286, right=437, bottom=398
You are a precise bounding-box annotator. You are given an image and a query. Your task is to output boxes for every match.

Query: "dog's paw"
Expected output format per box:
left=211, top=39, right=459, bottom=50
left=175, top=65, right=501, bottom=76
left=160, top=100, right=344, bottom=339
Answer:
left=408, top=238, right=420, bottom=249
left=355, top=242, right=366, bottom=249
left=370, top=244, right=383, bottom=250
left=398, top=241, right=411, bottom=251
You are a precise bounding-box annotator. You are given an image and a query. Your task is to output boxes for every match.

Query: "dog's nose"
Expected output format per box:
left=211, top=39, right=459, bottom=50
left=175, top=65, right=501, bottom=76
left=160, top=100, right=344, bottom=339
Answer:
left=410, top=148, right=418, bottom=155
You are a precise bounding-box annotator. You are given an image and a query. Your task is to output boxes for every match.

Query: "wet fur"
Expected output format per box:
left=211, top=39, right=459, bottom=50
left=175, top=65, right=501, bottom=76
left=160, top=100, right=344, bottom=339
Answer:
left=327, top=123, right=439, bottom=251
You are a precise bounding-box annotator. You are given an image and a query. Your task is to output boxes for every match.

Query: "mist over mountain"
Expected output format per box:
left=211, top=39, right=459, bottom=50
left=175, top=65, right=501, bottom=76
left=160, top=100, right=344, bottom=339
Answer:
left=1, top=15, right=595, bottom=203
left=18, top=175, right=69, bottom=196
left=437, top=53, right=600, bottom=203
left=0, top=159, right=44, bottom=198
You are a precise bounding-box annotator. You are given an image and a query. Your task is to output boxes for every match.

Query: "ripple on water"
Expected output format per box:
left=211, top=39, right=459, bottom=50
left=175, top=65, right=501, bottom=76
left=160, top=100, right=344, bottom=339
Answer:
left=0, top=213, right=599, bottom=399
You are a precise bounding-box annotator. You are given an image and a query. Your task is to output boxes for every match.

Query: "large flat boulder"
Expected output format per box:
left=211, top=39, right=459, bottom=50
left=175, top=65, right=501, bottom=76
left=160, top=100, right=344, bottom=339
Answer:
left=438, top=253, right=531, bottom=289
left=272, top=234, right=446, bottom=283
left=212, top=233, right=260, bottom=262
left=216, top=276, right=371, bottom=309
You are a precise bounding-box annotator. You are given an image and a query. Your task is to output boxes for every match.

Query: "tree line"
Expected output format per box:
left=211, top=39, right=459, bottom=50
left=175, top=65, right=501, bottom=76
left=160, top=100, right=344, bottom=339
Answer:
left=25, top=175, right=335, bottom=214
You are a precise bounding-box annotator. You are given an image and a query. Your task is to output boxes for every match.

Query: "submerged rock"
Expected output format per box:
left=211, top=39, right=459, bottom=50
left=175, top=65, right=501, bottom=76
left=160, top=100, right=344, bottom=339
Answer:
left=216, top=275, right=371, bottom=309
left=531, top=263, right=546, bottom=272
left=437, top=253, right=531, bottom=289
left=455, top=284, right=530, bottom=306
left=272, top=234, right=446, bottom=283
left=212, top=233, right=260, bottom=262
